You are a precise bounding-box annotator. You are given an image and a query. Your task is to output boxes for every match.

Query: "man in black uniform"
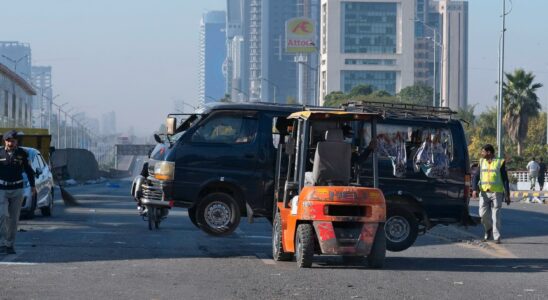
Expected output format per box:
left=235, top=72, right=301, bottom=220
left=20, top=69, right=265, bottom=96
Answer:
left=0, top=130, right=36, bottom=255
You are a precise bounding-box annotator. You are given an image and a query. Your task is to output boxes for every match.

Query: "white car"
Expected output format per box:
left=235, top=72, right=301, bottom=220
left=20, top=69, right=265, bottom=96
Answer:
left=20, top=147, right=55, bottom=219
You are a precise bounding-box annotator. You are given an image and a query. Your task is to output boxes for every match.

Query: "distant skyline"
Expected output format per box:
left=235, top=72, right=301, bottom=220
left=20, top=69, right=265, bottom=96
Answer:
left=0, top=0, right=546, bottom=135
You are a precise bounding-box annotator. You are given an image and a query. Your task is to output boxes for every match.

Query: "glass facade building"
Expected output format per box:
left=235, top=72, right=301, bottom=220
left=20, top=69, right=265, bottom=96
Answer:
left=341, top=2, right=397, bottom=54
left=341, top=70, right=396, bottom=94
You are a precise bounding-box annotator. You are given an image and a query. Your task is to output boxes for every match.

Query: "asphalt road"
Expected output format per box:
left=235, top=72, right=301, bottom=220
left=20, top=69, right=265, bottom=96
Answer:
left=1, top=180, right=547, bottom=299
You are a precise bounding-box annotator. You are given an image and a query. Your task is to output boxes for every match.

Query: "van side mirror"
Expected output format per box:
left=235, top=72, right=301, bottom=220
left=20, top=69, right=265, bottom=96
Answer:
left=153, top=134, right=163, bottom=144
left=166, top=117, right=177, bottom=135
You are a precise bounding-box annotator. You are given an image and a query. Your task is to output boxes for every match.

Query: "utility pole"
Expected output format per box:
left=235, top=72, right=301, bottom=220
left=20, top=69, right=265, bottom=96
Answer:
left=496, top=0, right=507, bottom=158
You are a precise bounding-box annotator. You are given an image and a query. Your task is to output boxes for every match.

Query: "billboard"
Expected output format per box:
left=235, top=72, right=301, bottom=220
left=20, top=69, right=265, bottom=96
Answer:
left=285, top=17, right=316, bottom=53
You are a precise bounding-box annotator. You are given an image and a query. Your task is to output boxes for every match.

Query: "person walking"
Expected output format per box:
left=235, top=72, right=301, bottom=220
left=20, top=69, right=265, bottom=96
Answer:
left=538, top=158, right=546, bottom=191
left=472, top=144, right=510, bottom=244
left=526, top=157, right=540, bottom=191
left=0, top=130, right=36, bottom=255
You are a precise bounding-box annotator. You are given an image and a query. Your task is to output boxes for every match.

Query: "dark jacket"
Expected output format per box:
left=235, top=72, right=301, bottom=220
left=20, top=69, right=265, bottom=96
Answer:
left=471, top=158, right=510, bottom=193
left=0, top=147, right=35, bottom=190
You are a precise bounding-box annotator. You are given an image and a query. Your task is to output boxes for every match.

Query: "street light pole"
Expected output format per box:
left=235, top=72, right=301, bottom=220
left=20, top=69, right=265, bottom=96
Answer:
left=497, top=0, right=507, bottom=158
left=261, top=78, right=278, bottom=104
left=54, top=102, right=68, bottom=148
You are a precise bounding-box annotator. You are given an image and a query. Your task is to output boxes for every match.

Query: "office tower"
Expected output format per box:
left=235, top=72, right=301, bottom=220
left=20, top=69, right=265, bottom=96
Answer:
left=199, top=11, right=228, bottom=105
left=31, top=66, right=53, bottom=129
left=0, top=41, right=32, bottom=81
left=438, top=0, right=468, bottom=110
left=101, top=111, right=117, bottom=135
left=319, top=0, right=416, bottom=104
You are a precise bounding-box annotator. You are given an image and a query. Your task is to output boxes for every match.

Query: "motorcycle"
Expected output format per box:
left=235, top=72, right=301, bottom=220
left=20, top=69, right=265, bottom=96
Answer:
left=131, top=134, right=171, bottom=230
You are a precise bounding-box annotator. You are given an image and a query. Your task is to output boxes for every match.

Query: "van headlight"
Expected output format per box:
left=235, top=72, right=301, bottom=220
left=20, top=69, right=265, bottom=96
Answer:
left=154, top=161, right=175, bottom=181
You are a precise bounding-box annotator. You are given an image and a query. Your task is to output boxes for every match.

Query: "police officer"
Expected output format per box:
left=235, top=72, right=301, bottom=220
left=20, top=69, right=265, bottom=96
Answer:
left=0, top=130, right=36, bottom=255
left=472, top=144, right=510, bottom=244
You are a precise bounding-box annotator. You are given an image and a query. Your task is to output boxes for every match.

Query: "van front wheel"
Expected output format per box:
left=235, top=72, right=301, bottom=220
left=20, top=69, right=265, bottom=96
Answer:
left=196, top=193, right=241, bottom=236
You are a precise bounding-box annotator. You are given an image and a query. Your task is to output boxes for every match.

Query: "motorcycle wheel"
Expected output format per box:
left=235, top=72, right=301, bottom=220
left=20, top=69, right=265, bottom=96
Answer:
left=147, top=206, right=155, bottom=231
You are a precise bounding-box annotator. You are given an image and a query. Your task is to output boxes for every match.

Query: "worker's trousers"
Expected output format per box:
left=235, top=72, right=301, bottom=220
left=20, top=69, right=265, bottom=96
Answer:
left=479, top=191, right=503, bottom=240
left=0, top=189, right=24, bottom=247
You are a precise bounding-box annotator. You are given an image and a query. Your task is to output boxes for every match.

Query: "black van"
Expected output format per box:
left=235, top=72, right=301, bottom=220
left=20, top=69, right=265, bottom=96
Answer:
left=146, top=102, right=301, bottom=235
left=148, top=101, right=474, bottom=252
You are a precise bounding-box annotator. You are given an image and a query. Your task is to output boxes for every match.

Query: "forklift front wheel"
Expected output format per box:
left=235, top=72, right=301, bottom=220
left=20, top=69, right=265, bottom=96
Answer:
left=295, top=223, right=314, bottom=268
left=196, top=193, right=241, bottom=236
left=272, top=211, right=293, bottom=261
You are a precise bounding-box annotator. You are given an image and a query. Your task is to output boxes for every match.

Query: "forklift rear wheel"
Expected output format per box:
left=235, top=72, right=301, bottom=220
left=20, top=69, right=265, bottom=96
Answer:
left=196, top=193, right=241, bottom=236
left=272, top=211, right=292, bottom=261
left=295, top=223, right=314, bottom=268
left=385, top=206, right=418, bottom=252
left=367, top=223, right=386, bottom=269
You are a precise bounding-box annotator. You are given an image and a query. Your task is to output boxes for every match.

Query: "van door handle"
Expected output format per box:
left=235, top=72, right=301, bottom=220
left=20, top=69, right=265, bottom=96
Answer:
left=244, top=153, right=255, bottom=159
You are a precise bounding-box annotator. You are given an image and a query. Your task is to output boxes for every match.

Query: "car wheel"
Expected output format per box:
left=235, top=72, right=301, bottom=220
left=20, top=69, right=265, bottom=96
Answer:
left=295, top=223, right=314, bottom=268
left=272, top=211, right=292, bottom=261
left=385, top=206, right=419, bottom=252
left=40, top=190, right=54, bottom=217
left=367, top=223, right=386, bottom=269
left=196, top=193, right=241, bottom=236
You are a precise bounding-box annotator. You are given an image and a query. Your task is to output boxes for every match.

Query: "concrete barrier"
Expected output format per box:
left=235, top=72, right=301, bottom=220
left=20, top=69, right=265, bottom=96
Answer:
left=51, top=148, right=100, bottom=181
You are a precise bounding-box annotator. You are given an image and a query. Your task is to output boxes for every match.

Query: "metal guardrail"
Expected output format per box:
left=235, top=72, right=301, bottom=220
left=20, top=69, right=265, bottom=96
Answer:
left=508, top=171, right=548, bottom=183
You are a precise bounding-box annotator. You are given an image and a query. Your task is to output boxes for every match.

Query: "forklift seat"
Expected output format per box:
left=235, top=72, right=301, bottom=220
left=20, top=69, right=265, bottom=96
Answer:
left=312, top=129, right=351, bottom=186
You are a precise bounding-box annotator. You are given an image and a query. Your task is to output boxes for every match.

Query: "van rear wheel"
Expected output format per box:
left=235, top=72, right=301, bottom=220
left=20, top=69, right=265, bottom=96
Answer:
left=196, top=193, right=241, bottom=236
left=385, top=207, right=418, bottom=252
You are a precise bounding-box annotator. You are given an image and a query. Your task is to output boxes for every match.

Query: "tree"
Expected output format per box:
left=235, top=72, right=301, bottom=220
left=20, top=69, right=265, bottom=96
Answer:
left=397, top=85, right=433, bottom=106
left=457, top=104, right=476, bottom=141
left=502, top=69, right=543, bottom=155
left=349, top=84, right=374, bottom=97
left=219, top=94, right=232, bottom=103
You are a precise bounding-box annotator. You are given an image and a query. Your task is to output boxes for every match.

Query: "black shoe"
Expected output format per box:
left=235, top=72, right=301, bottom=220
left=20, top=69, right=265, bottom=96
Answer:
left=494, top=239, right=501, bottom=244
left=482, top=230, right=493, bottom=242
left=6, top=247, right=16, bottom=254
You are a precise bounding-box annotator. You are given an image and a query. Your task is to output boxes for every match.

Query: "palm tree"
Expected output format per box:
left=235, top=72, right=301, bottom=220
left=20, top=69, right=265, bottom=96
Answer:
left=502, top=69, right=543, bottom=155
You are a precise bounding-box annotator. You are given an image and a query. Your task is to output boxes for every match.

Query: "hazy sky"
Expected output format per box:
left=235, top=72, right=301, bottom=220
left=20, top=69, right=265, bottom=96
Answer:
left=1, top=0, right=547, bottom=135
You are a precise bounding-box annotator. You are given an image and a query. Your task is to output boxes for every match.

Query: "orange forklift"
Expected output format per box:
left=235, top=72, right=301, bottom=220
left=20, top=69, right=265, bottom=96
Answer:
left=272, top=110, right=386, bottom=268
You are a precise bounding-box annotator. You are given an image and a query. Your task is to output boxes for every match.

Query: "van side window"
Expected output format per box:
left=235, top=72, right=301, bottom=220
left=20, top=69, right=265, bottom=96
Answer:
left=191, top=114, right=258, bottom=144
left=362, top=123, right=454, bottom=178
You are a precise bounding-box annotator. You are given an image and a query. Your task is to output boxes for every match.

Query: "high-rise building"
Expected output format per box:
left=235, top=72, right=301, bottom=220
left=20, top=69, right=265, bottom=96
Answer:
left=0, top=41, right=34, bottom=128
left=101, top=111, right=117, bottom=135
left=226, top=0, right=247, bottom=101
left=225, top=0, right=321, bottom=104
left=414, top=0, right=467, bottom=110
left=31, top=66, right=53, bottom=129
left=0, top=42, right=31, bottom=81
left=319, top=0, right=416, bottom=104
left=438, top=0, right=468, bottom=110
left=199, top=11, right=227, bottom=105
left=243, top=0, right=320, bottom=104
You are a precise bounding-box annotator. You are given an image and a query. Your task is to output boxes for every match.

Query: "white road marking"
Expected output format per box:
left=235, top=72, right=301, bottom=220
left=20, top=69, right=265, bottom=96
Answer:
left=255, top=253, right=276, bottom=265
left=0, top=262, right=39, bottom=266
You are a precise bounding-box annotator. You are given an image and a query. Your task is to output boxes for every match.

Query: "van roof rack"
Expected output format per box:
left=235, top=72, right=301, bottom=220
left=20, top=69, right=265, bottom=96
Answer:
left=341, top=100, right=457, bottom=120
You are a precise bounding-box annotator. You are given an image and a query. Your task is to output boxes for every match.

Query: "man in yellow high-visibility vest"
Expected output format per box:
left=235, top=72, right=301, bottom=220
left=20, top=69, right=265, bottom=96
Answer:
left=472, top=144, right=511, bottom=244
